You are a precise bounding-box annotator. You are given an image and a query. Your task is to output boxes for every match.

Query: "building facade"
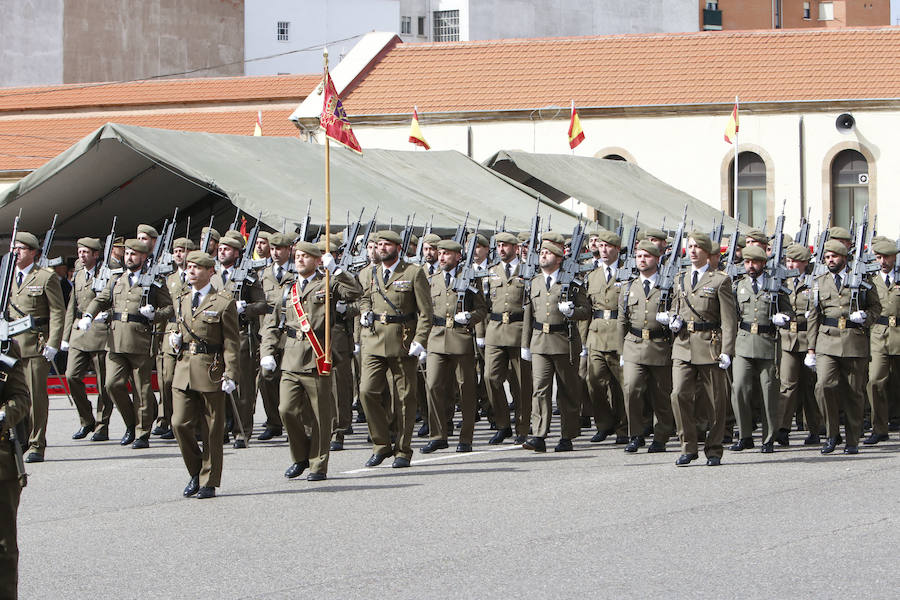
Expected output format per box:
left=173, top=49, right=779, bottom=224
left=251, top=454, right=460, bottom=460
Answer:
left=700, top=0, right=889, bottom=31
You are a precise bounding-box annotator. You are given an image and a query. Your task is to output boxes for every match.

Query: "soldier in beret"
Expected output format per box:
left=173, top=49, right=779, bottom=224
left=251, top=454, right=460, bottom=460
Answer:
left=110, top=236, right=125, bottom=269
left=864, top=239, right=900, bottom=445
left=745, top=229, right=768, bottom=250
left=201, top=227, right=221, bottom=257
left=828, top=226, right=853, bottom=251
left=255, top=231, right=272, bottom=266
left=136, top=224, right=159, bottom=256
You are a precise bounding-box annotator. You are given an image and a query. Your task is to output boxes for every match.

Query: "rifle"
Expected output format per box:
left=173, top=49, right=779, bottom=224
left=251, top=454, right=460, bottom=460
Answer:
left=519, top=199, right=543, bottom=303
left=710, top=210, right=725, bottom=253
left=615, top=212, right=624, bottom=242
left=452, top=212, right=469, bottom=246
left=488, top=220, right=499, bottom=267
left=154, top=208, right=180, bottom=279
left=453, top=219, right=489, bottom=312
left=184, top=216, right=191, bottom=241
left=399, top=213, right=415, bottom=257
left=810, top=215, right=831, bottom=282
left=795, top=207, right=811, bottom=249
left=557, top=219, right=594, bottom=363
left=348, top=208, right=378, bottom=272
left=847, top=204, right=876, bottom=313
left=228, top=207, right=241, bottom=234
left=295, top=199, right=312, bottom=243
left=658, top=206, right=688, bottom=313
left=199, top=215, right=215, bottom=256
left=415, top=216, right=433, bottom=265
left=36, top=214, right=63, bottom=269
left=724, top=210, right=746, bottom=279
left=136, top=215, right=171, bottom=307
left=616, top=211, right=641, bottom=282
left=763, top=201, right=798, bottom=317
left=230, top=213, right=262, bottom=301
left=863, top=214, right=878, bottom=267
left=338, top=208, right=364, bottom=272
left=93, top=217, right=119, bottom=294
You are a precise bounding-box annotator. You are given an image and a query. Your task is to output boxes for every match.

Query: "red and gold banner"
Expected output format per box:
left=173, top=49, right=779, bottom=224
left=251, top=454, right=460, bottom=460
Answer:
left=320, top=72, right=362, bottom=154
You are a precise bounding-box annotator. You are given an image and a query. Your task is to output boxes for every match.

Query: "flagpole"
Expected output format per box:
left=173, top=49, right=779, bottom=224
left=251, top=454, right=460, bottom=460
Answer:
left=323, top=47, right=332, bottom=368
left=733, top=95, right=739, bottom=224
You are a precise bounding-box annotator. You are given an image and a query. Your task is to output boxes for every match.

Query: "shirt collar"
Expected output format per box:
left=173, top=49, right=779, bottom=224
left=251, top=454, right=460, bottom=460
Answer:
left=692, top=263, right=709, bottom=277
left=640, top=272, right=659, bottom=286
left=191, top=282, right=213, bottom=304
left=545, top=268, right=560, bottom=284
left=16, top=263, right=34, bottom=277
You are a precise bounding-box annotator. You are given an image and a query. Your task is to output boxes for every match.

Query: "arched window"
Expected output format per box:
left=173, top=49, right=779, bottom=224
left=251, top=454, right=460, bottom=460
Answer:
left=729, top=152, right=767, bottom=228
left=831, top=149, right=869, bottom=230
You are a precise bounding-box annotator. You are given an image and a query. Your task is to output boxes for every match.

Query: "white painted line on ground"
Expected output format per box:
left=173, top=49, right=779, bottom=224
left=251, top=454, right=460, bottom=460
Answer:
left=341, top=443, right=525, bottom=475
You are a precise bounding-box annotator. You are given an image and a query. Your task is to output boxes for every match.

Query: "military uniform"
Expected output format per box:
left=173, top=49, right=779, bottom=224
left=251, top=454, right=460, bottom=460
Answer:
left=778, top=275, right=821, bottom=441
left=257, top=261, right=295, bottom=438
left=157, top=268, right=190, bottom=435
left=867, top=271, right=900, bottom=441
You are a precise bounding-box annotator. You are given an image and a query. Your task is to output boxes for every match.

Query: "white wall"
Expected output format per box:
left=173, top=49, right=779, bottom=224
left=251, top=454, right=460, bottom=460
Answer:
left=244, top=0, right=400, bottom=75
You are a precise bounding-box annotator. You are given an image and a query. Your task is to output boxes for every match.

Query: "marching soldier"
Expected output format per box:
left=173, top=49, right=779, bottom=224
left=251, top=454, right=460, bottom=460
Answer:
left=415, top=232, right=442, bottom=438
left=110, top=236, right=126, bottom=268
left=805, top=240, right=880, bottom=454
left=10, top=232, right=65, bottom=463
left=260, top=241, right=362, bottom=480
left=863, top=239, right=900, bottom=445
left=255, top=232, right=272, bottom=266
left=63, top=237, right=114, bottom=442
left=79, top=239, right=173, bottom=449
left=729, top=245, right=793, bottom=453
left=202, top=226, right=220, bottom=257
left=662, top=232, right=736, bottom=466
left=324, top=239, right=359, bottom=452
left=521, top=240, right=590, bottom=452
left=482, top=231, right=532, bottom=445
left=616, top=240, right=675, bottom=453
left=168, top=251, right=240, bottom=499
left=421, top=239, right=487, bottom=453
left=777, top=244, right=822, bottom=446
left=357, top=230, right=432, bottom=468
left=136, top=224, right=158, bottom=254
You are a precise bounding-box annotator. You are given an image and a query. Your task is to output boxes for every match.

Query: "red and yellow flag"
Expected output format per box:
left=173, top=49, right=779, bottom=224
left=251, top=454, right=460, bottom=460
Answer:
left=408, top=106, right=430, bottom=150
left=567, top=100, right=585, bottom=149
left=320, top=72, right=362, bottom=154
left=253, top=110, right=262, bottom=136
left=724, top=100, right=739, bottom=144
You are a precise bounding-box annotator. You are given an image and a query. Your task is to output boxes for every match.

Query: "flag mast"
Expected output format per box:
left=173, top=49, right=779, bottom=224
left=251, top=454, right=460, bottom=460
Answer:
left=323, top=47, right=332, bottom=367
left=733, top=95, right=739, bottom=223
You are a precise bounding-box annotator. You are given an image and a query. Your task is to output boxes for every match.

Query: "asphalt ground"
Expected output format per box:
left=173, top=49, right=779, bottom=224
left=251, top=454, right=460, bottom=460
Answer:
left=17, top=393, right=900, bottom=599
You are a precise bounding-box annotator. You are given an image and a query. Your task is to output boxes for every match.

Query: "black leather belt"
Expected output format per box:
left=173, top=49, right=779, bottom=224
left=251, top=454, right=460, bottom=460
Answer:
left=168, top=316, right=177, bottom=324
left=112, top=312, right=149, bottom=325
left=779, top=321, right=807, bottom=332
left=32, top=317, right=49, bottom=327
left=876, top=316, right=899, bottom=327
left=823, top=317, right=862, bottom=329
left=592, top=309, right=618, bottom=320
left=185, top=341, right=222, bottom=355
left=285, top=326, right=324, bottom=340
left=375, top=312, right=415, bottom=325
left=685, top=320, right=720, bottom=332
left=628, top=326, right=669, bottom=340
left=264, top=306, right=275, bottom=314
left=490, top=311, right=524, bottom=323
left=533, top=321, right=567, bottom=333
left=740, top=321, right=775, bottom=334
left=433, top=316, right=469, bottom=329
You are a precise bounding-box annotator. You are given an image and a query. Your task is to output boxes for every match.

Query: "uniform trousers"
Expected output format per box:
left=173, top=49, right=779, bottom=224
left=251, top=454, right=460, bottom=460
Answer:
left=105, top=351, right=155, bottom=438
left=816, top=354, right=866, bottom=446
left=331, top=351, right=353, bottom=442
left=531, top=352, right=582, bottom=440
left=426, top=351, right=476, bottom=443
left=622, top=361, right=674, bottom=441
left=779, top=350, right=821, bottom=433
left=586, top=348, right=626, bottom=436
left=172, top=388, right=225, bottom=488
left=280, top=370, right=333, bottom=474
left=66, top=348, right=113, bottom=432
left=731, top=356, right=780, bottom=444
left=231, top=337, right=256, bottom=441
left=868, top=351, right=900, bottom=436
left=359, top=354, right=417, bottom=460
left=485, top=344, right=532, bottom=437
left=257, top=350, right=284, bottom=432
left=671, top=359, right=727, bottom=458
left=22, top=356, right=50, bottom=454
left=156, top=351, right=176, bottom=429
left=0, top=455, right=20, bottom=600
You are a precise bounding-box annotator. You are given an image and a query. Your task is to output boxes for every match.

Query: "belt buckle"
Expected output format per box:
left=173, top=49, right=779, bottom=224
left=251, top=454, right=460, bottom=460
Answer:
left=542, top=322, right=551, bottom=334
left=750, top=322, right=759, bottom=335
left=502, top=312, right=510, bottom=325
left=603, top=309, right=612, bottom=319
left=445, top=316, right=453, bottom=329
left=299, top=317, right=311, bottom=333
left=641, top=328, right=650, bottom=341
left=119, top=313, right=128, bottom=322
left=188, top=342, right=198, bottom=354
left=790, top=321, right=798, bottom=333
left=379, top=313, right=388, bottom=325
left=687, top=320, right=695, bottom=333
left=838, top=316, right=847, bottom=330
left=891, top=316, right=897, bottom=327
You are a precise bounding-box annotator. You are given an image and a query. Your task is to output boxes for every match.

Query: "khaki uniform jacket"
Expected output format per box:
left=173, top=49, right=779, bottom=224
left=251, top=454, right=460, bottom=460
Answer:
left=172, top=287, right=240, bottom=392
left=63, top=266, right=110, bottom=352
left=671, top=268, right=737, bottom=365
left=10, top=265, right=65, bottom=357
left=86, top=269, right=173, bottom=355
left=427, top=269, right=488, bottom=355
left=585, top=265, right=623, bottom=352
left=211, top=267, right=268, bottom=336
left=778, top=275, right=814, bottom=353
left=522, top=276, right=590, bottom=355
left=807, top=270, right=881, bottom=358
left=734, top=276, right=792, bottom=360
left=259, top=262, right=296, bottom=331
left=482, top=261, right=528, bottom=348
left=161, top=270, right=191, bottom=356
left=261, top=270, right=362, bottom=372
left=0, top=342, right=30, bottom=481
left=357, top=260, right=433, bottom=357
left=870, top=273, right=900, bottom=356
left=616, top=278, right=672, bottom=366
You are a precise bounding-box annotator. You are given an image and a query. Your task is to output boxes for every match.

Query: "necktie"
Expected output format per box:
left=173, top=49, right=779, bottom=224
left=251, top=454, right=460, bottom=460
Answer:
left=445, top=272, right=451, bottom=288
left=794, top=278, right=799, bottom=291
left=886, top=275, right=892, bottom=288
left=180, top=272, right=186, bottom=283
left=85, top=270, right=92, bottom=282
left=752, top=278, right=759, bottom=295
left=834, top=273, right=842, bottom=290
left=276, top=266, right=283, bottom=283
left=429, top=264, right=434, bottom=276
left=128, top=272, right=135, bottom=287
left=223, top=270, right=230, bottom=284
left=545, top=276, right=552, bottom=291
left=15, top=272, right=22, bottom=288
left=691, top=270, right=698, bottom=289
left=383, top=268, right=390, bottom=285
left=606, top=267, right=612, bottom=282
left=300, top=278, right=308, bottom=293
left=643, top=279, right=651, bottom=298
left=191, top=291, right=200, bottom=310
left=594, top=260, right=600, bottom=270
left=505, top=263, right=511, bottom=279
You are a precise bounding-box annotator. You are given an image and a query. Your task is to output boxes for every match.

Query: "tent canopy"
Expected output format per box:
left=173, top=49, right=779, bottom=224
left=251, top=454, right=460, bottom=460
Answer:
left=484, top=150, right=740, bottom=233
left=0, top=123, right=582, bottom=243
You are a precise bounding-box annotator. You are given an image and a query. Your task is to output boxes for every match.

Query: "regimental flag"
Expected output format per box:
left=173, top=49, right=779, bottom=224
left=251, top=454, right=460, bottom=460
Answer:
left=253, top=110, right=262, bottom=136
left=724, top=100, right=739, bottom=144
left=320, top=72, right=362, bottom=154
left=567, top=100, right=585, bottom=150
left=408, top=106, right=430, bottom=150
left=240, top=217, right=248, bottom=241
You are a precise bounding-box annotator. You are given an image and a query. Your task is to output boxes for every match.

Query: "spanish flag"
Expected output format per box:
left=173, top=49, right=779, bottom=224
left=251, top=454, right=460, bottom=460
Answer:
left=724, top=99, right=739, bottom=144
left=253, top=110, right=262, bottom=136
left=408, top=106, right=430, bottom=150
left=567, top=100, right=585, bottom=150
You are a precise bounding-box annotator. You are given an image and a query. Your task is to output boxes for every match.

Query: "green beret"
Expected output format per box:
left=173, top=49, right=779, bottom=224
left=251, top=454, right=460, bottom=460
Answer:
left=467, top=233, right=489, bottom=248
left=375, top=230, right=402, bottom=244
left=785, top=243, right=812, bottom=262
left=594, top=229, right=622, bottom=247
left=635, top=240, right=661, bottom=257
left=828, top=226, right=852, bottom=241
left=872, top=235, right=890, bottom=244
left=745, top=229, right=768, bottom=244
left=218, top=236, right=244, bottom=250
left=780, top=233, right=793, bottom=246
left=689, top=232, right=713, bottom=253
left=185, top=250, right=215, bottom=268
left=542, top=231, right=565, bottom=245
left=422, top=233, right=442, bottom=245
left=407, top=234, right=419, bottom=248
left=295, top=241, right=322, bottom=257
left=824, top=239, right=848, bottom=256
left=436, top=239, right=463, bottom=252
left=113, top=236, right=125, bottom=247
left=14, top=232, right=40, bottom=250
left=125, top=239, right=150, bottom=253
left=517, top=231, right=530, bottom=243
left=540, top=240, right=564, bottom=257
left=257, top=231, right=270, bottom=242
left=495, top=232, right=518, bottom=245
left=173, top=237, right=196, bottom=250
left=77, top=237, right=102, bottom=251
left=225, top=229, right=242, bottom=240
left=872, top=239, right=898, bottom=256
left=643, top=228, right=667, bottom=241
left=732, top=234, right=746, bottom=248
left=137, top=224, right=159, bottom=238
left=316, top=240, right=339, bottom=254
left=201, top=227, right=220, bottom=242
left=269, top=232, right=293, bottom=247
left=742, top=245, right=767, bottom=262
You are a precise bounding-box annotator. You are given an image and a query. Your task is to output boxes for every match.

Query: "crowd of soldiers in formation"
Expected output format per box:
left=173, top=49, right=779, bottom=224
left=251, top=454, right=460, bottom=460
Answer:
left=3, top=204, right=900, bottom=506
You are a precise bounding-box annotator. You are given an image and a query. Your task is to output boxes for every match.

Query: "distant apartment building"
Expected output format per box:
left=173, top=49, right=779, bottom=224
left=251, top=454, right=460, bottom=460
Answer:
left=700, top=0, right=889, bottom=31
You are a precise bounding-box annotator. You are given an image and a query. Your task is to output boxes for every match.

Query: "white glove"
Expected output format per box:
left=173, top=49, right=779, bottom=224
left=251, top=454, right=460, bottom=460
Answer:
left=322, top=252, right=337, bottom=274
left=94, top=311, right=108, bottom=323
left=772, top=313, right=790, bottom=327
left=139, top=304, right=156, bottom=320
left=60, top=341, right=70, bottom=352
left=476, top=337, right=485, bottom=349
left=669, top=315, right=683, bottom=333
left=655, top=312, right=670, bottom=325
left=804, top=353, right=816, bottom=370
left=579, top=346, right=588, bottom=358
left=169, top=332, right=182, bottom=351
left=804, top=310, right=811, bottom=319
left=557, top=301, right=575, bottom=318
left=336, top=300, right=348, bottom=314
left=619, top=355, right=625, bottom=368
left=717, top=353, right=731, bottom=370
left=850, top=310, right=867, bottom=324
left=360, top=311, right=374, bottom=327
left=260, top=355, right=277, bottom=372
left=77, top=315, right=93, bottom=330
left=408, top=341, right=425, bottom=358
left=42, top=346, right=58, bottom=361
left=521, top=348, right=532, bottom=362
left=235, top=300, right=247, bottom=314
left=221, top=378, right=236, bottom=394
left=353, top=343, right=360, bottom=355
left=454, top=311, right=471, bottom=325
left=418, top=350, right=427, bottom=365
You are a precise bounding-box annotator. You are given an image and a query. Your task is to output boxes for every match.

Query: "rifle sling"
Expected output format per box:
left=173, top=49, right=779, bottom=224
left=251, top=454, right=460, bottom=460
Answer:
left=372, top=266, right=403, bottom=316
left=679, top=272, right=707, bottom=323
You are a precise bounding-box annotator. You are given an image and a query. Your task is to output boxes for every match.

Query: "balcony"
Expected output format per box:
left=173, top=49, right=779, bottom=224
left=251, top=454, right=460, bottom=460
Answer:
left=703, top=9, right=723, bottom=30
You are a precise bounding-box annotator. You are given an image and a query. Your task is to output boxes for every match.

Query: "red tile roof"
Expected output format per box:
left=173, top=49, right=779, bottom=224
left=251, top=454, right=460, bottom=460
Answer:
left=339, top=27, right=900, bottom=115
